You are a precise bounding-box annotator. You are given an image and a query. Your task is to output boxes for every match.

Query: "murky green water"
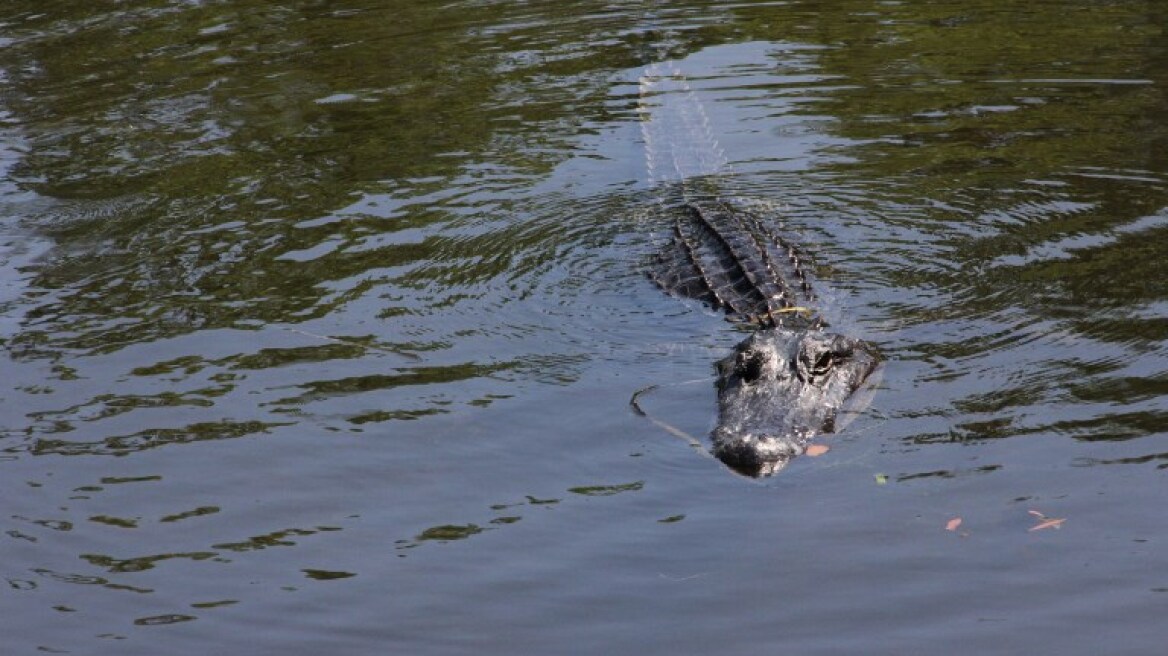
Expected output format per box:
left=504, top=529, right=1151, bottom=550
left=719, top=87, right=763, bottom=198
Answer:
left=2, top=1, right=1166, bottom=653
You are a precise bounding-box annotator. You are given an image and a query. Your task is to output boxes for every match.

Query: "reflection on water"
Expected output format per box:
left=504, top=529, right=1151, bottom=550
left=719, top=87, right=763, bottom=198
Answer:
left=1, top=0, right=1166, bottom=653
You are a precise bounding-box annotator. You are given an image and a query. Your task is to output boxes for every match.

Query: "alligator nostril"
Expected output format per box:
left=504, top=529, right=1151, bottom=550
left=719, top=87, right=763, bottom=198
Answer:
left=735, top=348, right=766, bottom=383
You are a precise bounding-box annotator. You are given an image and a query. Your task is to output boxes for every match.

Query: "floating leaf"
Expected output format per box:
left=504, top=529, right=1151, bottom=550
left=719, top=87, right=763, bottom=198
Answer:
left=1026, top=509, right=1066, bottom=531
left=945, top=517, right=963, bottom=531
left=874, top=474, right=888, bottom=485
left=805, top=444, right=830, bottom=457
left=1029, top=517, right=1066, bottom=532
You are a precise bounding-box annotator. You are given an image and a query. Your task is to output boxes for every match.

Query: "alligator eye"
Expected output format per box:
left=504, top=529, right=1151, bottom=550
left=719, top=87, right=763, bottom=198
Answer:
left=735, top=348, right=766, bottom=384
left=811, top=351, right=834, bottom=376
left=798, top=343, right=851, bottom=383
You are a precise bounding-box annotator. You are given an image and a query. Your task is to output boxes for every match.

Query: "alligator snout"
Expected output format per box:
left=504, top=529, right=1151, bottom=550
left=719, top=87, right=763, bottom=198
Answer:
left=711, top=427, right=804, bottom=476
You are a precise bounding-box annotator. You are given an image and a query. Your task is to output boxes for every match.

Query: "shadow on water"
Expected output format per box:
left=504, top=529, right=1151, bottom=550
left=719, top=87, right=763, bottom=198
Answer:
left=0, top=0, right=1166, bottom=654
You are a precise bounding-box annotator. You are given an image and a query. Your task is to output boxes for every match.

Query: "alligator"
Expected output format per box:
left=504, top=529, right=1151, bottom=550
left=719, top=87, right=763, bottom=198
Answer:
left=647, top=199, right=880, bottom=476
left=638, top=64, right=880, bottom=476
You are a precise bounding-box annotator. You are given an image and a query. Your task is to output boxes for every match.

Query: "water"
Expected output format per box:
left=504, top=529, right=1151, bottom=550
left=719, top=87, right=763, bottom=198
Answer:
left=1, top=1, right=1166, bottom=653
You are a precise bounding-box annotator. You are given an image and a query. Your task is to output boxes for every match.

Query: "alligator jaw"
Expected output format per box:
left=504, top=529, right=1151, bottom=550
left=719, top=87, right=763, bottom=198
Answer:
left=711, top=427, right=806, bottom=477
left=712, top=328, right=880, bottom=477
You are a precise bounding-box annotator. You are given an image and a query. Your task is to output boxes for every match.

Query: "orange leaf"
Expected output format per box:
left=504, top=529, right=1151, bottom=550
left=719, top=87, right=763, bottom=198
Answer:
left=1029, top=517, right=1066, bottom=532
left=805, top=444, right=830, bottom=457
left=945, top=517, right=963, bottom=531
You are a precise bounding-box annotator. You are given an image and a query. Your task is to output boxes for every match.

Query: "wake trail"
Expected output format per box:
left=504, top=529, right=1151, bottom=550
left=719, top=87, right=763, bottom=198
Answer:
left=638, top=62, right=733, bottom=204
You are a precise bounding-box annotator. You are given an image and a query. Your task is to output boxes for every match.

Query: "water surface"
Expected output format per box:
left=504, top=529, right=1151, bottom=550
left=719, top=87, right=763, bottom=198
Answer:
left=1, top=1, right=1166, bottom=653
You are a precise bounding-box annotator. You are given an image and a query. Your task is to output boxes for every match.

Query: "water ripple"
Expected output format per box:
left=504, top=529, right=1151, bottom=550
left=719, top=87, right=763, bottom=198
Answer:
left=1, top=2, right=1166, bottom=652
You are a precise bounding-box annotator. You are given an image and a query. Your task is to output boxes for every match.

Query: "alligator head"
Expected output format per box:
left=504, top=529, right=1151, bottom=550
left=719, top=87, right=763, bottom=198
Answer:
left=712, top=328, right=880, bottom=476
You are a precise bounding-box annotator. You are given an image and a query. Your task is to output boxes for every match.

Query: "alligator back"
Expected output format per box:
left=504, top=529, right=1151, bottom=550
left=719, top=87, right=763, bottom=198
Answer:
left=649, top=200, right=819, bottom=329
left=639, top=64, right=819, bottom=329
